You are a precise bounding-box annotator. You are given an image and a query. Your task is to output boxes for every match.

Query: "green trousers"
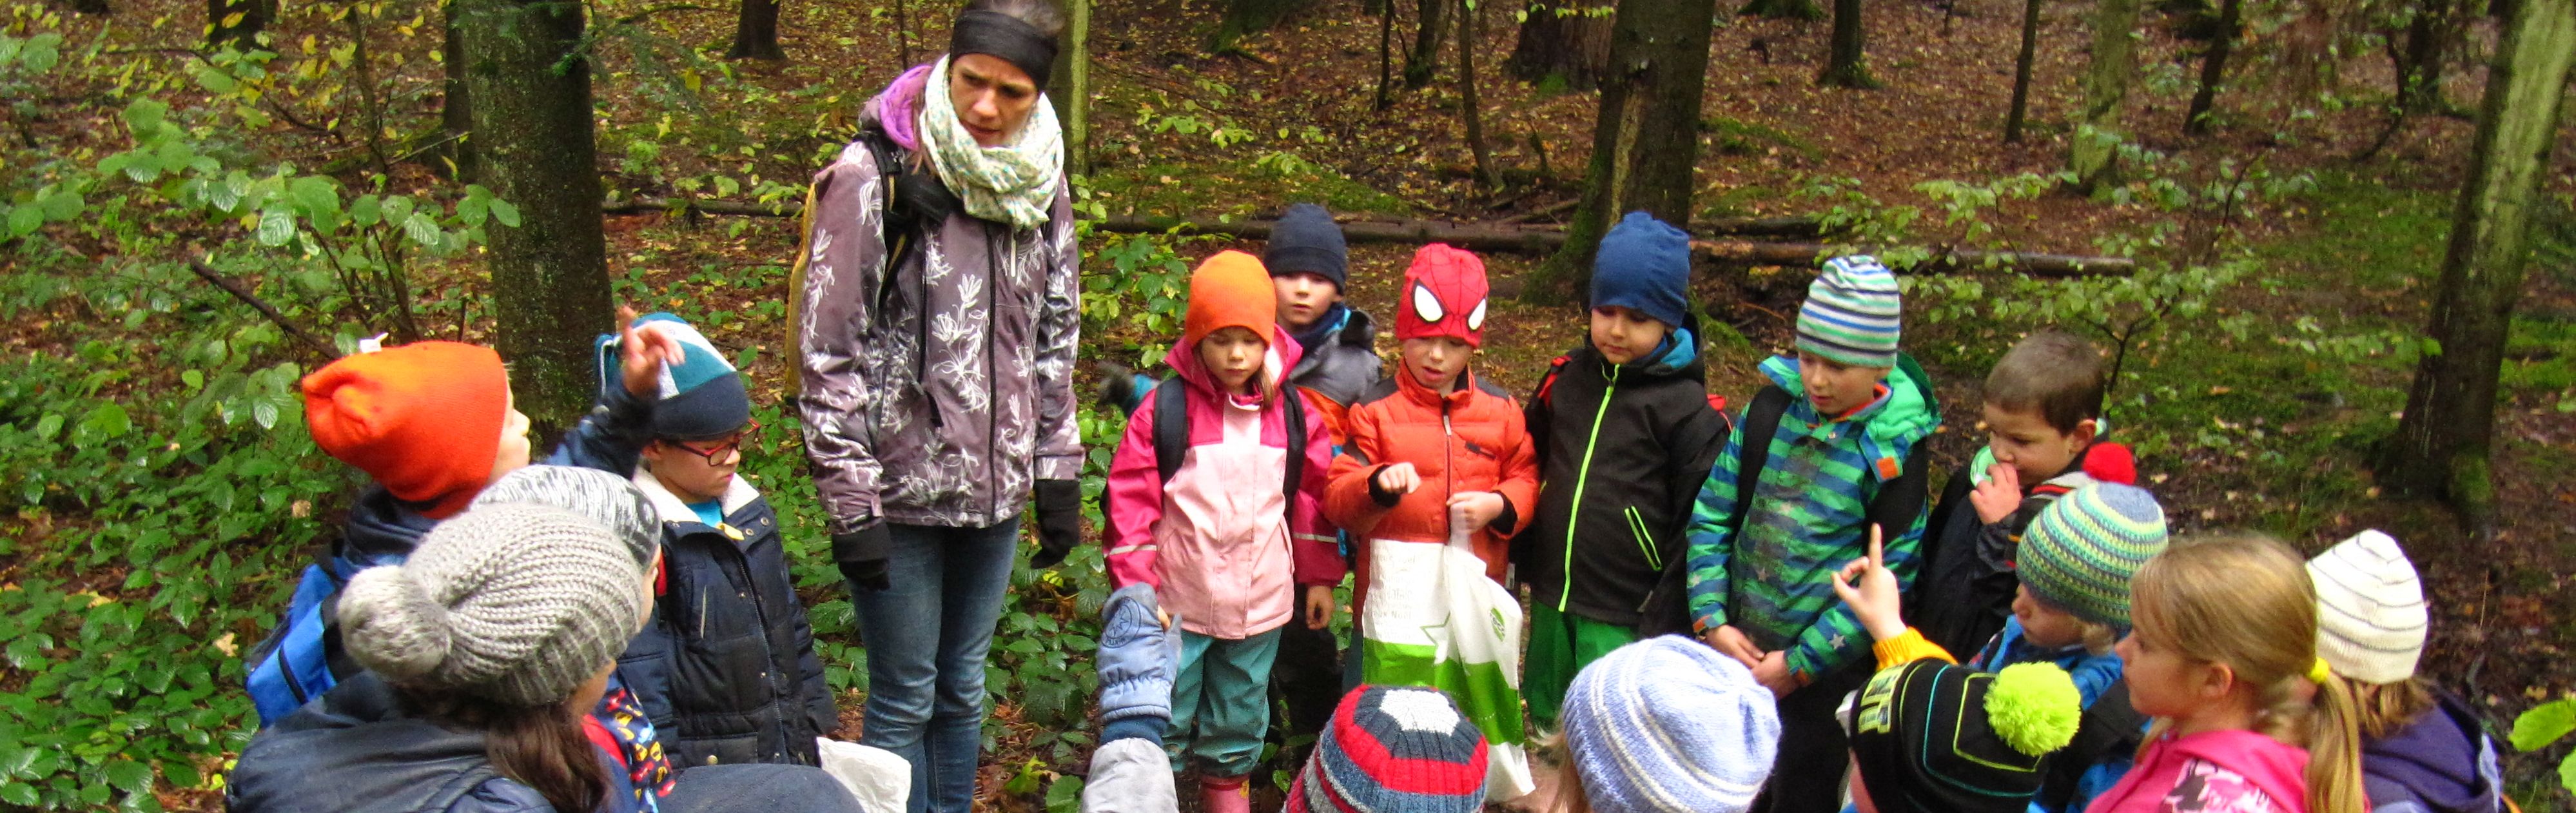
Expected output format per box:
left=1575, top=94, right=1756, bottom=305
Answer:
left=1166, top=627, right=1282, bottom=777
left=1522, top=602, right=1640, bottom=728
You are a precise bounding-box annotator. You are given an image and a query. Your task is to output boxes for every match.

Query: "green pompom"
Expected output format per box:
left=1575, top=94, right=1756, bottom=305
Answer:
left=1986, top=662, right=2082, bottom=758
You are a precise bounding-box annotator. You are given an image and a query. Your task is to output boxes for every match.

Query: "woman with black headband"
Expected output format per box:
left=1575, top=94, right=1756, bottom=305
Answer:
left=792, top=1, right=1083, bottom=811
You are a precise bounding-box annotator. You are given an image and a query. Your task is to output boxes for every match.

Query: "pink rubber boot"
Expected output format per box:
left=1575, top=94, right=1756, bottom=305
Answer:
left=1200, top=774, right=1251, bottom=813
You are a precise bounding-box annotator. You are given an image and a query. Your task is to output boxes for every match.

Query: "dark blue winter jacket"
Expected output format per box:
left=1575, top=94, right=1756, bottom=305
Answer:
left=228, top=672, right=555, bottom=813
left=618, top=470, right=837, bottom=769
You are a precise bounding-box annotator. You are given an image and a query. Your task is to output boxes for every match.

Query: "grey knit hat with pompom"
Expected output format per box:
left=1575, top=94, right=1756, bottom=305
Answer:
left=337, top=503, right=649, bottom=707
left=471, top=464, right=661, bottom=567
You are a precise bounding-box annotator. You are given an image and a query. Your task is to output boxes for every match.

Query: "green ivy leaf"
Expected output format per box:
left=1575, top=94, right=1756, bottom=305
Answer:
left=79, top=403, right=132, bottom=441
left=1043, top=775, right=1084, bottom=813
left=2512, top=698, right=2576, bottom=752
left=102, top=760, right=150, bottom=796
left=489, top=199, right=522, bottom=228
left=6, top=204, right=40, bottom=238
left=402, top=211, right=440, bottom=247
left=255, top=208, right=295, bottom=246
left=121, top=99, right=168, bottom=133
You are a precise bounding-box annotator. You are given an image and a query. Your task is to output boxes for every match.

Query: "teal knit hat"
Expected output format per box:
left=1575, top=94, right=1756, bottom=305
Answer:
left=2019, top=483, right=2169, bottom=628
left=1795, top=256, right=1903, bottom=368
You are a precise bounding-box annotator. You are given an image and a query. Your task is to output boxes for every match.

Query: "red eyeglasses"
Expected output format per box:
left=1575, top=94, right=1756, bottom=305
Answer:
left=667, top=420, right=761, bottom=464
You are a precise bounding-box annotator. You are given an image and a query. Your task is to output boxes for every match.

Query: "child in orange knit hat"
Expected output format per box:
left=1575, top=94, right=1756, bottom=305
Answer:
left=1100, top=251, right=1343, bottom=813
left=246, top=310, right=679, bottom=725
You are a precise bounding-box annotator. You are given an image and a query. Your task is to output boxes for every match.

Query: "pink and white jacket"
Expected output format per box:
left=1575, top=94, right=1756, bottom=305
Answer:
left=1103, top=329, right=1344, bottom=640
left=2088, top=729, right=2314, bottom=813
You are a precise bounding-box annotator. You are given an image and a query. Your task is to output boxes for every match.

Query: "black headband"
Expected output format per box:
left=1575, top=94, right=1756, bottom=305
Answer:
left=949, top=10, right=1057, bottom=90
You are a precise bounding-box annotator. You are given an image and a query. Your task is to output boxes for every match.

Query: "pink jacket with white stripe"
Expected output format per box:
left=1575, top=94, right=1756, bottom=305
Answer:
left=1103, top=330, right=1345, bottom=640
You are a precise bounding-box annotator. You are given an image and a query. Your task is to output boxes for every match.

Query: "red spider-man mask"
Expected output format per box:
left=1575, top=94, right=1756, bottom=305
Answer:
left=1394, top=244, right=1490, bottom=349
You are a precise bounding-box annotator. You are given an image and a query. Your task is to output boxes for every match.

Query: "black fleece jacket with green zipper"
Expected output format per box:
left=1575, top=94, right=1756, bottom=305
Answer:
left=1512, top=321, right=1732, bottom=628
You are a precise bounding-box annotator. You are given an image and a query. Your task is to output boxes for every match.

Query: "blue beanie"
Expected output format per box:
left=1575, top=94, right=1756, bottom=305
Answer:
left=1562, top=636, right=1779, bottom=813
left=1264, top=203, right=1349, bottom=289
left=1590, top=211, right=1692, bottom=329
left=598, top=313, right=749, bottom=441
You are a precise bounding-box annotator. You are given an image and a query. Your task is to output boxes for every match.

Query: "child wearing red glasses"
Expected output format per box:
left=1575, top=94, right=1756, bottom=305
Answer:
left=620, top=312, right=841, bottom=770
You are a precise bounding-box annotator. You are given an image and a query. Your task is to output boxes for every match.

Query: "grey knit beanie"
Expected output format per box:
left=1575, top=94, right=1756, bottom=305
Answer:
left=338, top=503, right=649, bottom=707
left=471, top=464, right=661, bottom=567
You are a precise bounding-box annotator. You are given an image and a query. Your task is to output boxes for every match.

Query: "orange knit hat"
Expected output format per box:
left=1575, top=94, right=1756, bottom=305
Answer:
left=302, top=341, right=512, bottom=519
left=1184, top=250, right=1278, bottom=349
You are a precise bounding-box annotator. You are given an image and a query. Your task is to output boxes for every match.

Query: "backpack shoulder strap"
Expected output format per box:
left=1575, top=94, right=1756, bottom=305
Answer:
left=1725, top=386, right=1795, bottom=531
left=1281, top=389, right=1307, bottom=504
left=1531, top=355, right=1570, bottom=406
left=1153, top=380, right=1189, bottom=485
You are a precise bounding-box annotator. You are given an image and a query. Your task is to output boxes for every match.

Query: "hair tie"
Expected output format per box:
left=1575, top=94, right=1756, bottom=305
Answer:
left=2307, top=656, right=2334, bottom=685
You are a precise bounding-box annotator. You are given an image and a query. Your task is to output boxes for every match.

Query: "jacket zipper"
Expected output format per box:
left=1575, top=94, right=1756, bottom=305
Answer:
left=1558, top=364, right=1617, bottom=612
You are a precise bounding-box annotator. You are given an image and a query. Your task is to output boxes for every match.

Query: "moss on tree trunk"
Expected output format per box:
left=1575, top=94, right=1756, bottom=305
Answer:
left=2067, top=0, right=2140, bottom=193
left=2385, top=0, right=2575, bottom=530
left=1530, top=0, right=1715, bottom=300
left=1817, top=0, right=1876, bottom=88
left=459, top=0, right=616, bottom=429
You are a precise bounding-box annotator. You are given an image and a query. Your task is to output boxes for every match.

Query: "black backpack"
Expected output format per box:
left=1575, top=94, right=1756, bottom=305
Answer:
left=1634, top=355, right=1937, bottom=638
left=1149, top=378, right=1308, bottom=501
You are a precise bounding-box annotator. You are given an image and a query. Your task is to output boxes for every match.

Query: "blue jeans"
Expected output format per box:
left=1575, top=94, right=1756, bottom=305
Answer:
left=846, top=520, right=1019, bottom=813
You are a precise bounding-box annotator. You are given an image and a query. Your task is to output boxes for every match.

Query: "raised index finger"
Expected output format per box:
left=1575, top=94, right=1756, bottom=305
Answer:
left=1868, top=523, right=1884, bottom=569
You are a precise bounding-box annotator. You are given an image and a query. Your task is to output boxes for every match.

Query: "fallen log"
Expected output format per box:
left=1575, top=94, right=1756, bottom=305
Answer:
left=600, top=196, right=2127, bottom=276
left=1690, top=240, right=2134, bottom=278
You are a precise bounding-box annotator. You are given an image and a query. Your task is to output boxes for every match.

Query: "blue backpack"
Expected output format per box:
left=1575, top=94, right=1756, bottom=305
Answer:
left=244, top=546, right=365, bottom=725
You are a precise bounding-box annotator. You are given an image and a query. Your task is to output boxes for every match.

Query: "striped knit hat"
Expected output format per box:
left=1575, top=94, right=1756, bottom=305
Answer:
left=2307, top=530, right=2428, bottom=684
left=1561, top=636, right=1779, bottom=813
left=2019, top=483, right=2169, bottom=629
left=1795, top=255, right=1903, bottom=368
left=1285, top=685, right=1487, bottom=813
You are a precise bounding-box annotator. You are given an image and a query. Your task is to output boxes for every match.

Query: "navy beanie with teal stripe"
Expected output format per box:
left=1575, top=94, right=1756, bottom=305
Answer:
left=1795, top=255, right=1902, bottom=367
left=1590, top=211, right=1692, bottom=328
left=598, top=313, right=749, bottom=441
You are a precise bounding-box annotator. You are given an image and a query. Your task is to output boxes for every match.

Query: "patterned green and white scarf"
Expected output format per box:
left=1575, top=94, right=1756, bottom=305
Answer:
left=917, top=55, right=1064, bottom=231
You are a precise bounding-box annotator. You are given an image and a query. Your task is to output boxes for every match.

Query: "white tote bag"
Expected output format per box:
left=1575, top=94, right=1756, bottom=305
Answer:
left=1357, top=529, right=1535, bottom=800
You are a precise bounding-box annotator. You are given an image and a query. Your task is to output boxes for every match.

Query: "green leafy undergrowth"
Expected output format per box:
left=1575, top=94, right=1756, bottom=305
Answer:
left=0, top=315, right=340, bottom=811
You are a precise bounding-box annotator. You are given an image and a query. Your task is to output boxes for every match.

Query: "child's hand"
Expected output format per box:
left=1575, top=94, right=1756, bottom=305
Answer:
left=1372, top=463, right=1421, bottom=496
left=1446, top=492, right=1506, bottom=534
left=1303, top=585, right=1334, bottom=630
left=1156, top=607, right=1172, bottom=629
left=1701, top=625, right=1766, bottom=669
left=1969, top=462, right=2023, bottom=524
left=1750, top=651, right=1799, bottom=698
left=617, top=306, right=687, bottom=398
left=1831, top=524, right=1908, bottom=642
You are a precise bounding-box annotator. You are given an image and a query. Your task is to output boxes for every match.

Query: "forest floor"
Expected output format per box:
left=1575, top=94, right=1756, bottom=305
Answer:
left=3, top=0, right=2573, bottom=807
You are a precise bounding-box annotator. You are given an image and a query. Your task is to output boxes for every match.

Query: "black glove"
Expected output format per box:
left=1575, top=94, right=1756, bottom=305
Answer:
left=833, top=522, right=893, bottom=591
left=1029, top=479, right=1083, bottom=569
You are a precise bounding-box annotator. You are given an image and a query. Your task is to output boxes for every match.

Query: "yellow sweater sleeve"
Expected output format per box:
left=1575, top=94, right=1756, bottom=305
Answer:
left=1872, top=628, right=1958, bottom=671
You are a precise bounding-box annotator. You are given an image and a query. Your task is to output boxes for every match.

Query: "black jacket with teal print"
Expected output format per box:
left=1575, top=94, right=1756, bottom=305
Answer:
left=1512, top=324, right=1731, bottom=628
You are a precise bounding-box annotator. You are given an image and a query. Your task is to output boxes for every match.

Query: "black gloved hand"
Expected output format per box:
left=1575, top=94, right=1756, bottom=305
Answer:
left=1029, top=479, right=1083, bottom=569
left=833, top=522, right=894, bottom=591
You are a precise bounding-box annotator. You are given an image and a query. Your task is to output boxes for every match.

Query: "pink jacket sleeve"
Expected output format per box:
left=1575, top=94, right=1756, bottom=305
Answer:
left=1102, top=400, right=1166, bottom=590
left=1290, top=391, right=1347, bottom=587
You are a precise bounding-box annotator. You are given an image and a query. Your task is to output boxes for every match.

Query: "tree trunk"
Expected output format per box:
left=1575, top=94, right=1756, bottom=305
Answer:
left=66, top=0, right=109, bottom=15
left=2067, top=0, right=2141, bottom=193
left=1377, top=0, right=1399, bottom=108
left=205, top=0, right=275, bottom=48
left=1405, top=0, right=1449, bottom=87
left=439, top=0, right=476, bottom=179
left=1459, top=0, right=1499, bottom=188
left=1818, top=0, right=1875, bottom=87
left=458, top=0, right=617, bottom=427
left=2181, top=0, right=2242, bottom=134
left=1532, top=0, right=1717, bottom=299
left=1049, top=0, right=1090, bottom=173
left=1505, top=1, right=1614, bottom=88
left=2384, top=0, right=2574, bottom=527
left=2002, top=0, right=2042, bottom=141
left=726, top=0, right=785, bottom=59
left=1739, top=0, right=1822, bottom=23
left=2395, top=0, right=2464, bottom=115
left=1213, top=0, right=1312, bottom=52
